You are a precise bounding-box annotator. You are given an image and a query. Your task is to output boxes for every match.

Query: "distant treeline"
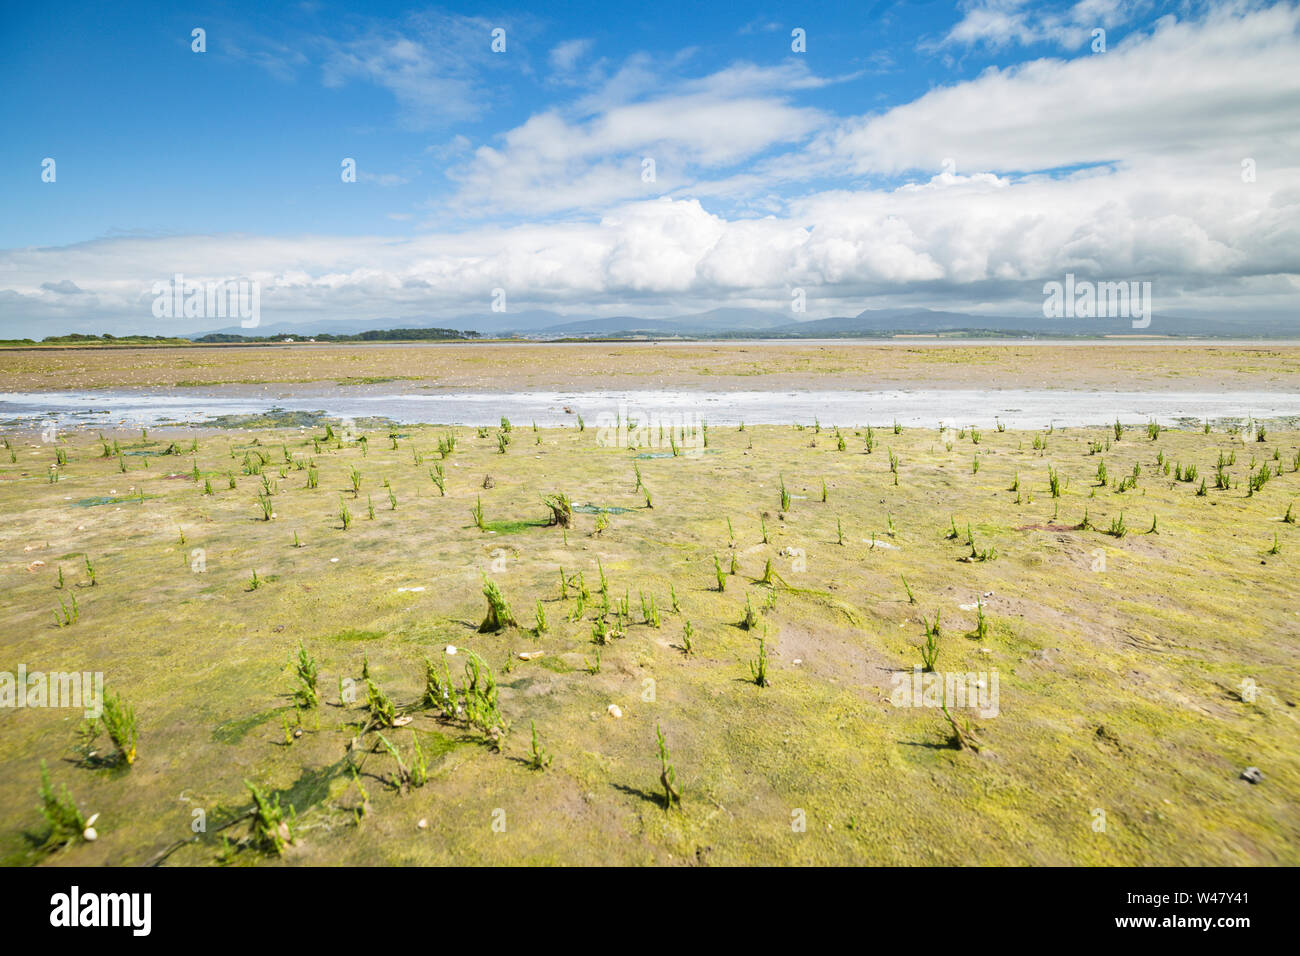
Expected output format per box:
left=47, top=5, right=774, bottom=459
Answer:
left=192, top=327, right=481, bottom=343
left=0, top=333, right=191, bottom=346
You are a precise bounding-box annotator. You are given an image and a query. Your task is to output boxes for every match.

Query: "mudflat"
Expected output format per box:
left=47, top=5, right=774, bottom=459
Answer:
left=2, top=341, right=1299, bottom=393
left=2, top=403, right=1296, bottom=864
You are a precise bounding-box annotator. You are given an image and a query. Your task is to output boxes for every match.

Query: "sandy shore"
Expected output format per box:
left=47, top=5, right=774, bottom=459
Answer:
left=2, top=342, right=1298, bottom=392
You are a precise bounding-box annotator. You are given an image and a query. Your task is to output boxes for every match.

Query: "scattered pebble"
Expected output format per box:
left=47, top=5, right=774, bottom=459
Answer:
left=445, top=645, right=457, bottom=655
left=607, top=704, right=623, bottom=719
left=26, top=561, right=45, bottom=572
left=417, top=818, right=428, bottom=830
left=1241, top=766, right=1263, bottom=784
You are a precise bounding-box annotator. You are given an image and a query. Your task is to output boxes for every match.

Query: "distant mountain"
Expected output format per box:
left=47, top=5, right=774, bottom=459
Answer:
left=518, top=307, right=791, bottom=337
left=530, top=316, right=686, bottom=335
left=190, top=306, right=1298, bottom=341
left=756, top=308, right=1299, bottom=338
left=191, top=307, right=792, bottom=340
left=672, top=308, right=792, bottom=331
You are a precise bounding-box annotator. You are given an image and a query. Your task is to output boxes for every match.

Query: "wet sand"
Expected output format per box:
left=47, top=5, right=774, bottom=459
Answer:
left=1, top=341, right=1298, bottom=393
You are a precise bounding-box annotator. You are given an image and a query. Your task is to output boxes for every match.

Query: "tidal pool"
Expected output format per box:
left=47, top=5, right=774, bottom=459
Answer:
left=3, top=387, right=1300, bottom=431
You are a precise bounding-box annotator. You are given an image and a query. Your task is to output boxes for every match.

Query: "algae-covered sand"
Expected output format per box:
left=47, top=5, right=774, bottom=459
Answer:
left=1, top=413, right=1297, bottom=865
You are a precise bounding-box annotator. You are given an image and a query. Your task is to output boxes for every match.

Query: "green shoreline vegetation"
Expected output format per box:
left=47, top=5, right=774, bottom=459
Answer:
left=0, top=328, right=480, bottom=349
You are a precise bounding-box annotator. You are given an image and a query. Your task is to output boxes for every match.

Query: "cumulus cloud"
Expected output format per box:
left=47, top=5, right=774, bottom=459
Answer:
left=936, top=0, right=1139, bottom=51
left=836, top=3, right=1300, bottom=175
left=442, top=60, right=834, bottom=216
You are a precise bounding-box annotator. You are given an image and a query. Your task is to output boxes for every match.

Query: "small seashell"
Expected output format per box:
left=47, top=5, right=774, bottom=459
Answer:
left=82, top=827, right=98, bottom=841
left=607, top=704, right=623, bottom=719
left=393, top=715, right=413, bottom=727
left=445, top=645, right=457, bottom=655
left=518, top=650, right=544, bottom=661
left=417, top=818, right=428, bottom=830
left=26, top=560, right=45, bottom=571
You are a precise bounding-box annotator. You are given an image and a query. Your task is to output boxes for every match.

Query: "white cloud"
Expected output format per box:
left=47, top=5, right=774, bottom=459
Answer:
left=937, top=0, right=1139, bottom=51
left=834, top=3, right=1300, bottom=175
left=549, top=38, right=593, bottom=72
left=319, top=12, right=505, bottom=127
left=360, top=171, right=411, bottom=186
left=442, top=61, right=834, bottom=216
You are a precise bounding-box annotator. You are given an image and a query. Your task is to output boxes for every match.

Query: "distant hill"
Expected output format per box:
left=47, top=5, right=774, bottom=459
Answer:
left=189, top=306, right=1299, bottom=341
left=756, top=309, right=1300, bottom=338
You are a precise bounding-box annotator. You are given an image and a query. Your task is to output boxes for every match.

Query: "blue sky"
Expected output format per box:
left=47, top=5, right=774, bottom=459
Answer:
left=0, top=0, right=1080, bottom=245
left=2, top=1, right=1298, bottom=334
